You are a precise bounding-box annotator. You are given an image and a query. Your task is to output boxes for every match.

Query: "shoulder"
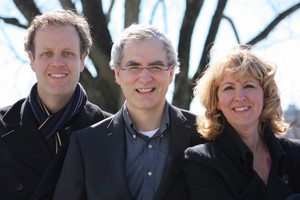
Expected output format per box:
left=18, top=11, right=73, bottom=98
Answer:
left=73, top=114, right=114, bottom=138
left=169, top=105, right=196, bottom=125
left=82, top=101, right=112, bottom=119
left=0, top=99, right=26, bottom=130
left=0, top=98, right=25, bottom=116
left=170, top=105, right=206, bottom=144
left=185, top=143, right=207, bottom=157
left=278, top=137, right=300, bottom=154
left=0, top=105, right=11, bottom=120
left=181, top=109, right=196, bottom=121
left=185, top=141, right=218, bottom=161
left=173, top=106, right=196, bottom=118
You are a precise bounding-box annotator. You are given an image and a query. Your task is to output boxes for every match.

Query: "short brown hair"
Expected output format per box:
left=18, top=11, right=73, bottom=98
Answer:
left=24, top=10, right=92, bottom=57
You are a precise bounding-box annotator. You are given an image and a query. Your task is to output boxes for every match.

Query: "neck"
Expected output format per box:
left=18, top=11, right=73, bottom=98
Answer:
left=126, top=103, right=166, bottom=132
left=238, top=131, right=266, bottom=156
left=39, top=95, right=72, bottom=113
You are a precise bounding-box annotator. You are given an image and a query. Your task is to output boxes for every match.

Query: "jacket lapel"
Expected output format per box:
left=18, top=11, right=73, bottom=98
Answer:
left=104, top=109, right=133, bottom=200
left=1, top=99, right=52, bottom=175
left=155, top=106, right=191, bottom=200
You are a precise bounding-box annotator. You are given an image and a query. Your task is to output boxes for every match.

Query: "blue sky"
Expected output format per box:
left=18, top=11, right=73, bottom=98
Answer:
left=0, top=0, right=300, bottom=115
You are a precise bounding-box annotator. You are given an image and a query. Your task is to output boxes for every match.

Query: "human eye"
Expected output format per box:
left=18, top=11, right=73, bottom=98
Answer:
left=149, top=65, right=164, bottom=72
left=41, top=51, right=52, bottom=57
left=244, top=80, right=258, bottom=89
left=127, top=65, right=141, bottom=72
left=63, top=51, right=73, bottom=57
left=223, top=86, right=234, bottom=91
left=220, top=83, right=234, bottom=91
left=244, top=84, right=255, bottom=88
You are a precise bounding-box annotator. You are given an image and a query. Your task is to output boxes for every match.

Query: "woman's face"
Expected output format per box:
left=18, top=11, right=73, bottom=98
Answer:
left=217, top=73, right=264, bottom=132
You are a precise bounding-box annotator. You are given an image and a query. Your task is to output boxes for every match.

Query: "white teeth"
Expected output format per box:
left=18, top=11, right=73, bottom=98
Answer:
left=234, top=107, right=249, bottom=111
left=50, top=74, right=66, bottom=78
left=138, top=88, right=152, bottom=93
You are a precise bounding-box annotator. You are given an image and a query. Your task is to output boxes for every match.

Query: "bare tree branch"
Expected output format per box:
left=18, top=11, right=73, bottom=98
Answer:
left=195, top=0, right=228, bottom=81
left=247, top=2, right=300, bottom=45
left=173, top=0, right=228, bottom=109
left=150, top=0, right=167, bottom=30
left=106, top=0, right=115, bottom=22
left=0, top=23, right=27, bottom=63
left=150, top=0, right=161, bottom=24
left=59, top=0, right=76, bottom=11
left=0, top=17, right=27, bottom=28
left=80, top=0, right=119, bottom=112
left=222, top=15, right=240, bottom=43
left=172, top=0, right=204, bottom=109
left=13, top=0, right=41, bottom=22
left=125, top=0, right=140, bottom=27
left=5, top=0, right=300, bottom=113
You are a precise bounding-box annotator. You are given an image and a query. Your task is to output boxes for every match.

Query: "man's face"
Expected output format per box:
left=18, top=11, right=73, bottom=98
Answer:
left=114, top=37, right=174, bottom=113
left=28, top=24, right=86, bottom=103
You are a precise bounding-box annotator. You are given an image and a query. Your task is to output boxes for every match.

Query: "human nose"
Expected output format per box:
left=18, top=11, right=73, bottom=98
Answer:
left=234, top=88, right=246, bottom=101
left=138, top=67, right=153, bottom=83
left=51, top=54, right=65, bottom=66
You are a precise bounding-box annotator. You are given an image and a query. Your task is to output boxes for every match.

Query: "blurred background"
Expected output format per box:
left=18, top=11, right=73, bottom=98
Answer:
left=0, top=0, right=299, bottom=137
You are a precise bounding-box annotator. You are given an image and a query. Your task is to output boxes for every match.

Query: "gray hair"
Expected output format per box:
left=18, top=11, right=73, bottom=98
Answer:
left=109, top=24, right=180, bottom=73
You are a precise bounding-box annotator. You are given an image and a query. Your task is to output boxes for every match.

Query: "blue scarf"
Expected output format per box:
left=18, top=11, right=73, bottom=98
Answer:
left=29, top=83, right=87, bottom=155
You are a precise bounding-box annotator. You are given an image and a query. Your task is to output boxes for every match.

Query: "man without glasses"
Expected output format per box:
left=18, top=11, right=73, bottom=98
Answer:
left=0, top=10, right=111, bottom=200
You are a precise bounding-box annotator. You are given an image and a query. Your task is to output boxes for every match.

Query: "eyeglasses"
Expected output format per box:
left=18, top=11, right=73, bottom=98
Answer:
left=119, top=65, right=173, bottom=75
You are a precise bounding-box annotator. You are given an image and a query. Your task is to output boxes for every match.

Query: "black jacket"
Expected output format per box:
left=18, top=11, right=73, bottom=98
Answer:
left=0, top=97, right=111, bottom=200
left=53, top=105, right=206, bottom=200
left=183, top=122, right=300, bottom=200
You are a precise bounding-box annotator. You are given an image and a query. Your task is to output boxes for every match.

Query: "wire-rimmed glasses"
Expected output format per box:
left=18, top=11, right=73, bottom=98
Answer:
left=119, top=64, right=173, bottom=75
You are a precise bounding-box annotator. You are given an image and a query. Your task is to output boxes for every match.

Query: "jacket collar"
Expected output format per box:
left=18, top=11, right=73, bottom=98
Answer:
left=103, top=104, right=192, bottom=200
left=216, top=121, right=287, bottom=175
left=155, top=105, right=191, bottom=200
left=263, top=126, right=287, bottom=175
left=2, top=98, right=27, bottom=128
left=104, top=109, right=132, bottom=199
left=1, top=98, right=52, bottom=174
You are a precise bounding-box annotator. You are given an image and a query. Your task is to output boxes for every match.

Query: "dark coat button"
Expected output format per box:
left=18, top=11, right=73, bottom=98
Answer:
left=281, top=174, right=289, bottom=184
left=15, top=183, right=23, bottom=191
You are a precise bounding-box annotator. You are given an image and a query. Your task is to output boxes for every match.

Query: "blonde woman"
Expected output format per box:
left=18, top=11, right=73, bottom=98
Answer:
left=184, top=45, right=300, bottom=200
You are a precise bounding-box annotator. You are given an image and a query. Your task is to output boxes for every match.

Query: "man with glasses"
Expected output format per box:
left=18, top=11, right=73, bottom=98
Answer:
left=54, top=24, right=206, bottom=200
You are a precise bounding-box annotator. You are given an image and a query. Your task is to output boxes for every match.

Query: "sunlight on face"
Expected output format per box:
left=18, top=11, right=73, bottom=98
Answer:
left=28, top=24, right=86, bottom=103
left=114, top=37, right=174, bottom=113
left=217, top=73, right=264, bottom=132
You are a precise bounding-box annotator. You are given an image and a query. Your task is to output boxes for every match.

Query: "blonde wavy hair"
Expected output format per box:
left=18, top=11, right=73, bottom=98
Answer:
left=194, top=45, right=289, bottom=140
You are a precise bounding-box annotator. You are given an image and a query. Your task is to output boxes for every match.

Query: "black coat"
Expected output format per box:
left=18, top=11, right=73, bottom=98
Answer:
left=0, top=97, right=111, bottom=200
left=53, top=105, right=206, bottom=200
left=183, top=122, right=300, bottom=200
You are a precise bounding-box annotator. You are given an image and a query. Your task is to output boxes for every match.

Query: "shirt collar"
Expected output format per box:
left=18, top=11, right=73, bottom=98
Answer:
left=216, top=121, right=287, bottom=174
left=122, top=101, right=170, bottom=137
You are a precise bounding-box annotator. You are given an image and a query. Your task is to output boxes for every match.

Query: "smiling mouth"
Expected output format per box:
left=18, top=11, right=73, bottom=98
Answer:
left=136, top=88, right=154, bottom=93
left=49, top=74, right=67, bottom=78
left=233, top=106, right=250, bottom=111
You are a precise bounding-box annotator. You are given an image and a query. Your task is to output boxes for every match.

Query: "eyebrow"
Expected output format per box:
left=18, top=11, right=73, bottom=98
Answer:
left=220, top=82, right=233, bottom=87
left=244, top=80, right=257, bottom=83
left=220, top=79, right=258, bottom=88
left=149, top=61, right=166, bottom=66
left=125, top=61, right=139, bottom=67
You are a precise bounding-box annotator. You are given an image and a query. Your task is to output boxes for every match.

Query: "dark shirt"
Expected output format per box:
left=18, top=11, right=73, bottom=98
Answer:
left=123, top=103, right=170, bottom=200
